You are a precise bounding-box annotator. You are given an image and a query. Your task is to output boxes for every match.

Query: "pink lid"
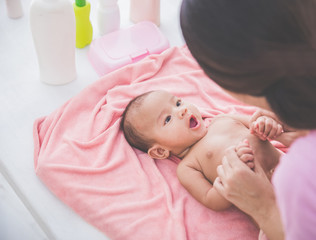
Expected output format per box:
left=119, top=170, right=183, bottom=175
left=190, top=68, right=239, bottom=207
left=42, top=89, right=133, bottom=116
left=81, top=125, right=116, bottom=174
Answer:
left=88, top=21, right=169, bottom=76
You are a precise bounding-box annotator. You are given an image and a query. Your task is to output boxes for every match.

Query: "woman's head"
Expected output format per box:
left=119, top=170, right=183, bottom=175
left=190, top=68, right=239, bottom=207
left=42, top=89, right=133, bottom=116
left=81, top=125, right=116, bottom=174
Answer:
left=180, top=0, right=316, bottom=129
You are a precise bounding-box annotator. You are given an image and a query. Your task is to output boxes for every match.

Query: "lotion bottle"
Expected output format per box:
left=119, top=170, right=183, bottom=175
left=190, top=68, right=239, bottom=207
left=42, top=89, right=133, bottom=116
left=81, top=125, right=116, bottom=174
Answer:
left=130, top=0, right=160, bottom=26
left=30, top=0, right=77, bottom=85
left=97, top=0, right=120, bottom=36
left=73, top=0, right=93, bottom=48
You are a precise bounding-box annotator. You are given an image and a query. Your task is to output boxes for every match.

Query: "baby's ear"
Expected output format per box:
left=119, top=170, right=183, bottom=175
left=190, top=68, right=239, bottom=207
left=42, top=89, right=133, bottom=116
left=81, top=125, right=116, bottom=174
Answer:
left=148, top=144, right=170, bottom=159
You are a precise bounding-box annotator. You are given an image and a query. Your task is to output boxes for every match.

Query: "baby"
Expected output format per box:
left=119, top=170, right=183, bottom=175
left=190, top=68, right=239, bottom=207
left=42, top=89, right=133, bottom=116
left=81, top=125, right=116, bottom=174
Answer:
left=120, top=90, right=284, bottom=211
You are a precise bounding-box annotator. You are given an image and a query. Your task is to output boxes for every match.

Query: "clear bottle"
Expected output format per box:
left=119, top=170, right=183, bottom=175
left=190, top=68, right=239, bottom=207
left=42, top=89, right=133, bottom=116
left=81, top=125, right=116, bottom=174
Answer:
left=130, top=0, right=160, bottom=26
left=30, top=0, right=76, bottom=85
left=97, top=0, right=120, bottom=36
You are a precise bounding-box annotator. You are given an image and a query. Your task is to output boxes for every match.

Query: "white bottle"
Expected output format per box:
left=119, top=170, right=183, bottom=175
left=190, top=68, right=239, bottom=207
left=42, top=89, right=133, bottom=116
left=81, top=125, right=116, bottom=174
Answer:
left=97, top=0, right=120, bottom=36
left=5, top=0, right=23, bottom=19
left=30, top=0, right=77, bottom=85
left=130, top=0, right=160, bottom=26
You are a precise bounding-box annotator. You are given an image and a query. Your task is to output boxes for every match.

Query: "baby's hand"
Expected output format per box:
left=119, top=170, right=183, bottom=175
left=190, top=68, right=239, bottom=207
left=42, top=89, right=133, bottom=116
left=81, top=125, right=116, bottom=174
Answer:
left=250, top=116, right=283, bottom=141
left=236, top=139, right=254, bottom=170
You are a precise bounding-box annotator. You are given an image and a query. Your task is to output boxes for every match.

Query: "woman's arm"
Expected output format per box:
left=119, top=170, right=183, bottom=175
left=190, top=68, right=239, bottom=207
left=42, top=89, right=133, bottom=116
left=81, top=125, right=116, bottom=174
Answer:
left=213, top=146, right=284, bottom=240
left=274, top=130, right=309, bottom=147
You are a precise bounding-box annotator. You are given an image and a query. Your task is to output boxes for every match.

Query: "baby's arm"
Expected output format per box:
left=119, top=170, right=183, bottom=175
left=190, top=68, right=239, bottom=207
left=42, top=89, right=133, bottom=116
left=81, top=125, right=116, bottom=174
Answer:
left=177, top=160, right=232, bottom=211
left=250, top=109, right=308, bottom=146
left=220, top=112, right=283, bottom=141
left=250, top=115, right=283, bottom=141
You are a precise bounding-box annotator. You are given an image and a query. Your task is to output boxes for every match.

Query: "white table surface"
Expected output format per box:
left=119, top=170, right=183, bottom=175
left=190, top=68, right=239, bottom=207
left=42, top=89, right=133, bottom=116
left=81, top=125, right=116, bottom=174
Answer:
left=0, top=0, right=185, bottom=239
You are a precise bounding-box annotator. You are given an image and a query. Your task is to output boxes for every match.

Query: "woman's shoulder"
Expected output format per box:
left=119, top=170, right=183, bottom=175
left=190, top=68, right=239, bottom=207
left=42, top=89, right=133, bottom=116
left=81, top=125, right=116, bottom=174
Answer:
left=291, top=130, right=316, bottom=152
left=273, top=130, right=316, bottom=239
left=279, top=130, right=316, bottom=173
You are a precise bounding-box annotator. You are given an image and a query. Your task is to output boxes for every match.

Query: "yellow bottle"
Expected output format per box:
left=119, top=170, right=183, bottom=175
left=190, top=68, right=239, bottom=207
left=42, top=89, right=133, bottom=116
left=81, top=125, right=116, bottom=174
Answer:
left=73, top=0, right=93, bottom=48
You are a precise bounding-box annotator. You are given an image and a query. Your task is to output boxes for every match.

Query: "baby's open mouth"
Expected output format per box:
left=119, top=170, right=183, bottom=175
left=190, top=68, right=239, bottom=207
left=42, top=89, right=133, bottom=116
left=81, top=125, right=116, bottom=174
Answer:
left=190, top=116, right=198, bottom=128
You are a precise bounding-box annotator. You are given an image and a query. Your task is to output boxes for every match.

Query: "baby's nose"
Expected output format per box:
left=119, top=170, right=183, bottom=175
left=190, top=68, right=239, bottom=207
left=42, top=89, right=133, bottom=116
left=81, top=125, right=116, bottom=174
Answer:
left=178, top=107, right=187, bottom=118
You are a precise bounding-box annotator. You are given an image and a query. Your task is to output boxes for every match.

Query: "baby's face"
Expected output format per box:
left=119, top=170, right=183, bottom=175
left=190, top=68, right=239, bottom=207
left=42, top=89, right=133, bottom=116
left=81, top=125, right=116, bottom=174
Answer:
left=132, top=90, right=208, bottom=155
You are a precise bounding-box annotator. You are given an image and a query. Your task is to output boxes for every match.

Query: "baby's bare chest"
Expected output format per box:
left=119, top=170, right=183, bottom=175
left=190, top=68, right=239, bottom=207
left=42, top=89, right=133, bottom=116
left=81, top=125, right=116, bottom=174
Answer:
left=191, top=117, right=250, bottom=182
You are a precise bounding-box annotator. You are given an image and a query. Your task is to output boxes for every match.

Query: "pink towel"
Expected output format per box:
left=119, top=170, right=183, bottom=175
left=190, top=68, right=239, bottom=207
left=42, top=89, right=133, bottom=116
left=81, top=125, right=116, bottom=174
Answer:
left=34, top=46, right=270, bottom=240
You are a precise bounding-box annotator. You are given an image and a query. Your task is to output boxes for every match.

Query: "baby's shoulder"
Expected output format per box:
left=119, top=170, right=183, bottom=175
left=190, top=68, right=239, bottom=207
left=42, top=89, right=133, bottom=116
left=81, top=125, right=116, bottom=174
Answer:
left=178, top=150, right=202, bottom=170
left=210, top=114, right=237, bottom=124
left=180, top=141, right=213, bottom=167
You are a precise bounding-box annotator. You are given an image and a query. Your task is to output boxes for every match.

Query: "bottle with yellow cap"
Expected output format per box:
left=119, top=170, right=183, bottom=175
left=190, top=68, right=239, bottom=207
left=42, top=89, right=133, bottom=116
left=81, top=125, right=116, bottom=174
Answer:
left=73, top=0, right=93, bottom=48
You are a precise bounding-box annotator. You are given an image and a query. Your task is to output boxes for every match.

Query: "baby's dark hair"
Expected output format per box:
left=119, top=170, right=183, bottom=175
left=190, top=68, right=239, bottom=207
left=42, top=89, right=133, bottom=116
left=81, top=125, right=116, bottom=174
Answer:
left=120, top=91, right=155, bottom=152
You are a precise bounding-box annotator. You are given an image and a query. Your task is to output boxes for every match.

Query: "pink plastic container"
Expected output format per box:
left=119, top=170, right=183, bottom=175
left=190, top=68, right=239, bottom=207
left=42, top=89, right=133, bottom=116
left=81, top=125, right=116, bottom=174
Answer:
left=88, top=21, right=169, bottom=76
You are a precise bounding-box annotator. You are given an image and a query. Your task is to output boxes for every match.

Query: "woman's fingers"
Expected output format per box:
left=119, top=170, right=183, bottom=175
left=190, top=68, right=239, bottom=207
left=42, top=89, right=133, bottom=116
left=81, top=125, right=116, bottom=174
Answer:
left=216, top=164, right=225, bottom=184
left=220, top=155, right=231, bottom=177
left=213, top=176, right=226, bottom=196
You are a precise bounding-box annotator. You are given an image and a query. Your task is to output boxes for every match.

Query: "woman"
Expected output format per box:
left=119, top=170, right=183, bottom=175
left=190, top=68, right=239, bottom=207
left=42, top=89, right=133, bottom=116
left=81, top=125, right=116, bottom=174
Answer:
left=180, top=0, right=316, bottom=239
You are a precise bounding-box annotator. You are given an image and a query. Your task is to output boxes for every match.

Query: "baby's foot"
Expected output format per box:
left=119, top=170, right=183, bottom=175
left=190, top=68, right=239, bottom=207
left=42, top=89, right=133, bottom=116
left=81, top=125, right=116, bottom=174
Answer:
left=236, top=139, right=255, bottom=169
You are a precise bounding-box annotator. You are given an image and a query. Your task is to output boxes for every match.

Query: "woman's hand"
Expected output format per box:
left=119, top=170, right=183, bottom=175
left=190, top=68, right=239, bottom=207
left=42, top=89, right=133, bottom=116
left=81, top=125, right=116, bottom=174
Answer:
left=214, top=146, right=273, bottom=216
left=213, top=146, right=284, bottom=240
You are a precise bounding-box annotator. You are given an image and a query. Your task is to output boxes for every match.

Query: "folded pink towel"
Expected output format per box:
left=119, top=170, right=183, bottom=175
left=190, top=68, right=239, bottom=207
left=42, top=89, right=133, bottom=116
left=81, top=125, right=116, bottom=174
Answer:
left=34, top=46, right=274, bottom=239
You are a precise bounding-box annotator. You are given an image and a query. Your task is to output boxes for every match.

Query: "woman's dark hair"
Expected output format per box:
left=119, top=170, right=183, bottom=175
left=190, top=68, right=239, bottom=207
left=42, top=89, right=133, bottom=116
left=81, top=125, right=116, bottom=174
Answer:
left=120, top=91, right=155, bottom=152
left=180, top=0, right=316, bottom=129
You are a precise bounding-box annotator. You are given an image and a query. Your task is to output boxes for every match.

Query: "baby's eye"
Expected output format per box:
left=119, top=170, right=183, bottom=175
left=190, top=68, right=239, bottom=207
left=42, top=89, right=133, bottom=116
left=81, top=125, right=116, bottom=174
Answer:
left=164, top=115, right=171, bottom=125
left=176, top=99, right=182, bottom=107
